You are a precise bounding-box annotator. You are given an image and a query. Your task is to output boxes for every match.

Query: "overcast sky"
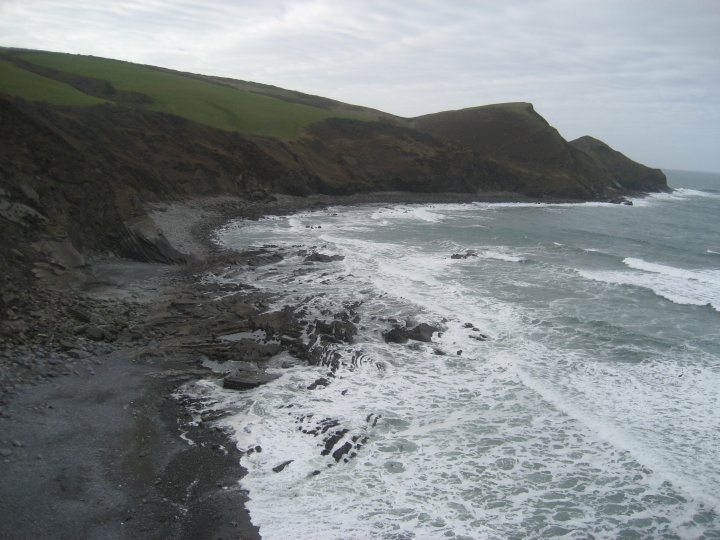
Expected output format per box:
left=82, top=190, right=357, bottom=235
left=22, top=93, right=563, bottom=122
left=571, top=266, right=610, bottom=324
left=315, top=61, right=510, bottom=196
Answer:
left=2, top=0, right=718, bottom=172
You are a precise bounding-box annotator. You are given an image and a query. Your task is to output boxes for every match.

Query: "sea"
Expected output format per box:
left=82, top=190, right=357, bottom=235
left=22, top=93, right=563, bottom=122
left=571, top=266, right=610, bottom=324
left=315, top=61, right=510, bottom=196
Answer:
left=185, top=169, right=720, bottom=539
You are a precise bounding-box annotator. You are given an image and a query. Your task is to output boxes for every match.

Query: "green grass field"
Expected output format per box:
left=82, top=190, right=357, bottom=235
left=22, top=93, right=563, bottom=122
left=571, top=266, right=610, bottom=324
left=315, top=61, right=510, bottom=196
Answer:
left=0, top=50, right=371, bottom=138
left=0, top=58, right=107, bottom=106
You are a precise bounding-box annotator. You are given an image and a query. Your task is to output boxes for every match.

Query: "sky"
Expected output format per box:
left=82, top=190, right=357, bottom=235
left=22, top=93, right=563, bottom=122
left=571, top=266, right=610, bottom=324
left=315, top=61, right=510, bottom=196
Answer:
left=1, top=0, right=719, bottom=172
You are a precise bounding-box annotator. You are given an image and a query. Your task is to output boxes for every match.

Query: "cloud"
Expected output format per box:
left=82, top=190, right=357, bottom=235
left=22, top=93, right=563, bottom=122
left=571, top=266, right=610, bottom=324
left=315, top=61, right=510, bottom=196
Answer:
left=1, top=0, right=718, bottom=171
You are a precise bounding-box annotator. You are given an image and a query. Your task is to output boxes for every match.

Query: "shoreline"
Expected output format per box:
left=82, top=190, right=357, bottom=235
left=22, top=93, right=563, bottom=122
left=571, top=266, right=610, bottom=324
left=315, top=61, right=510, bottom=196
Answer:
left=0, top=195, right=290, bottom=539
left=0, top=189, right=651, bottom=539
left=0, top=257, right=265, bottom=538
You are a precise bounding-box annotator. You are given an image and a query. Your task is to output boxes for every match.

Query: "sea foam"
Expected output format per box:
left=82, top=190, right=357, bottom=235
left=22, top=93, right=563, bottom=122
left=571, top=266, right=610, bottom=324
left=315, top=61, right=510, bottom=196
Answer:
left=578, top=257, right=720, bottom=312
left=190, top=197, right=720, bottom=538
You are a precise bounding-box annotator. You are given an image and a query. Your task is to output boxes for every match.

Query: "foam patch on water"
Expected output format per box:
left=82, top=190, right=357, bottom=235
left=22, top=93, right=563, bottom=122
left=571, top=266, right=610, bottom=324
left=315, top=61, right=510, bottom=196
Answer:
left=578, top=258, right=720, bottom=312
left=370, top=206, right=445, bottom=223
left=515, top=337, right=720, bottom=509
left=632, top=188, right=720, bottom=207
left=624, top=257, right=720, bottom=279
left=185, top=329, right=718, bottom=539
left=676, top=188, right=720, bottom=198
left=471, top=201, right=617, bottom=210
left=476, top=249, right=527, bottom=263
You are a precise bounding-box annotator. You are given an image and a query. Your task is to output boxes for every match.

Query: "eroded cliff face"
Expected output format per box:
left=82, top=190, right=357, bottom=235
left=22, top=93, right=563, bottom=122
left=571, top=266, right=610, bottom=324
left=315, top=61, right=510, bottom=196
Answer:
left=1, top=94, right=667, bottom=284
left=256, top=118, right=510, bottom=195
left=0, top=98, right=297, bottom=260
left=569, top=135, right=668, bottom=193
left=412, top=102, right=668, bottom=198
left=254, top=104, right=669, bottom=200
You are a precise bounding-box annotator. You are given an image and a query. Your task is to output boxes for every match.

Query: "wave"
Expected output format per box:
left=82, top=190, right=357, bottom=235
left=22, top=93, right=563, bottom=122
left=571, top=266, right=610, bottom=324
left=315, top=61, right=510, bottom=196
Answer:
left=632, top=188, right=720, bottom=207
left=623, top=257, right=720, bottom=284
left=206, top=201, right=720, bottom=537
left=577, top=257, right=720, bottom=312
left=479, top=250, right=527, bottom=263
left=448, top=246, right=527, bottom=263
left=675, top=188, right=720, bottom=198
left=472, top=201, right=615, bottom=210
left=516, top=352, right=720, bottom=510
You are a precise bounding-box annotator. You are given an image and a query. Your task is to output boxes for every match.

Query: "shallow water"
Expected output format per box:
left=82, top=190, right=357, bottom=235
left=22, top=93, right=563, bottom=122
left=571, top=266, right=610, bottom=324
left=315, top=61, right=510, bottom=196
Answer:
left=186, top=170, right=720, bottom=539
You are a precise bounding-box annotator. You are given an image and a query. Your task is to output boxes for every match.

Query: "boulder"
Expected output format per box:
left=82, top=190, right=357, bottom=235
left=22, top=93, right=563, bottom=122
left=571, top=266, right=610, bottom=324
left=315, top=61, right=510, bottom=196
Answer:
left=31, top=239, right=86, bottom=269
left=251, top=307, right=293, bottom=334
left=307, top=377, right=330, bottom=390
left=383, top=322, right=440, bottom=344
left=314, top=319, right=357, bottom=343
left=122, top=216, right=188, bottom=264
left=304, top=252, right=344, bottom=263
left=450, top=250, right=477, bottom=260
left=84, top=326, right=105, bottom=341
left=272, top=460, right=294, bottom=473
left=67, top=306, right=92, bottom=323
left=223, top=370, right=281, bottom=390
left=0, top=199, right=47, bottom=228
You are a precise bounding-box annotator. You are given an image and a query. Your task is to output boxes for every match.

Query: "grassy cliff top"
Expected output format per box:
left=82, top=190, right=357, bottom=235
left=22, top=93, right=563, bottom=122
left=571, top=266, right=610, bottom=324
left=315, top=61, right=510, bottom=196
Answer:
left=0, top=48, right=391, bottom=138
left=0, top=58, right=107, bottom=106
left=0, top=48, right=547, bottom=144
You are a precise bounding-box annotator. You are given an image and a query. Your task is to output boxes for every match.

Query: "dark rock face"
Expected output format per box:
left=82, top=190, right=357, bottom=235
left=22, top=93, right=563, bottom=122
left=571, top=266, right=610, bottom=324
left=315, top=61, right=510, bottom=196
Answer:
left=0, top=96, right=311, bottom=270
left=569, top=135, right=668, bottom=193
left=304, top=252, right=344, bottom=263
left=313, top=319, right=357, bottom=344
left=1, top=82, right=667, bottom=301
left=307, top=377, right=331, bottom=390
left=413, top=103, right=668, bottom=199
left=251, top=307, right=302, bottom=339
left=84, top=326, right=106, bottom=342
left=223, top=370, right=281, bottom=391
left=272, top=460, right=293, bottom=473
left=383, top=323, right=440, bottom=344
left=451, top=250, right=478, bottom=260
left=383, top=327, right=409, bottom=344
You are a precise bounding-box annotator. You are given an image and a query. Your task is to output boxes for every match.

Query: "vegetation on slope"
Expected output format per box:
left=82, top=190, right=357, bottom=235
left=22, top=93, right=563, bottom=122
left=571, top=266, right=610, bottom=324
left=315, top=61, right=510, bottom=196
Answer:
left=570, top=136, right=667, bottom=192
left=0, top=58, right=107, bottom=106
left=0, top=47, right=668, bottom=278
left=410, top=102, right=665, bottom=197
left=201, top=74, right=402, bottom=124
left=0, top=49, right=373, bottom=138
left=0, top=48, right=668, bottom=200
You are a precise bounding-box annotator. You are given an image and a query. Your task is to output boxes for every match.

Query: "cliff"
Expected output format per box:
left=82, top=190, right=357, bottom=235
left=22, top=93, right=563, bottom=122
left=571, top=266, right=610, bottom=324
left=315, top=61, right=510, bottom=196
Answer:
left=0, top=48, right=668, bottom=277
left=569, top=135, right=667, bottom=193
left=412, top=102, right=667, bottom=198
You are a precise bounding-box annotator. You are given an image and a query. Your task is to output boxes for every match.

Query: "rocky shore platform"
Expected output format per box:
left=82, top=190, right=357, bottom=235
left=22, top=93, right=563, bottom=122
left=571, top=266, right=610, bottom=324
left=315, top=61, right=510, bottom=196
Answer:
left=0, top=190, right=634, bottom=539
left=0, top=208, right=270, bottom=538
left=0, top=192, right=447, bottom=539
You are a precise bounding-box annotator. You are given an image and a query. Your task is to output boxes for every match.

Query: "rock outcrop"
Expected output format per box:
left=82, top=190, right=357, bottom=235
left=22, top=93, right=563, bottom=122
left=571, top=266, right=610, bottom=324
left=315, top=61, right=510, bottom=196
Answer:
left=383, top=323, right=440, bottom=344
left=413, top=103, right=668, bottom=198
left=569, top=135, right=668, bottom=193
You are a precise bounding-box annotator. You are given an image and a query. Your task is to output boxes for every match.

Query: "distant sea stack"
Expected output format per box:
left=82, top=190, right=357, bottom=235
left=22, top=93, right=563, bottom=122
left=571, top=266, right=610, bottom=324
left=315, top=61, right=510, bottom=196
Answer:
left=0, top=48, right=668, bottom=273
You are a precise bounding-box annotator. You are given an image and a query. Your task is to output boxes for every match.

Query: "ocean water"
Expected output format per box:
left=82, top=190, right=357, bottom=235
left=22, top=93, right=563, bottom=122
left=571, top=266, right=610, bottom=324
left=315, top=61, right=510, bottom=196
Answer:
left=186, top=170, right=720, bottom=539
